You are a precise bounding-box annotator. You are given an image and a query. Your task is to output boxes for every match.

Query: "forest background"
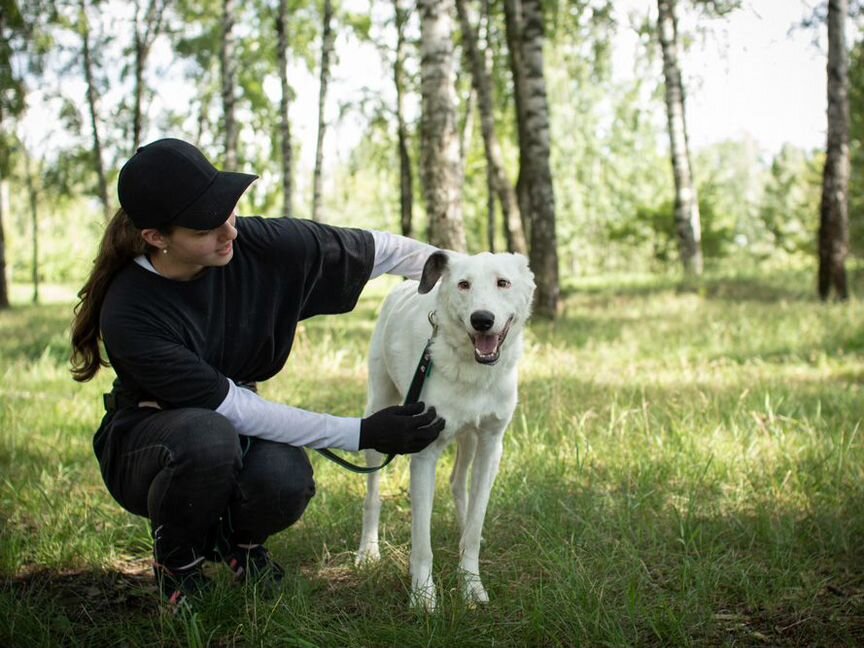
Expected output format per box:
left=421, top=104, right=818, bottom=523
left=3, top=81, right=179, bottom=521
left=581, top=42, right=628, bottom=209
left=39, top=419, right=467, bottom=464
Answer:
left=1, top=0, right=861, bottom=305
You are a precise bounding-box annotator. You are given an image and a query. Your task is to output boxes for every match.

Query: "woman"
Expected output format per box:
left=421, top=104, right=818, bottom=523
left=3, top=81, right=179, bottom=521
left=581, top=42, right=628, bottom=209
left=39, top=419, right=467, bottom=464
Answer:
left=70, top=138, right=445, bottom=608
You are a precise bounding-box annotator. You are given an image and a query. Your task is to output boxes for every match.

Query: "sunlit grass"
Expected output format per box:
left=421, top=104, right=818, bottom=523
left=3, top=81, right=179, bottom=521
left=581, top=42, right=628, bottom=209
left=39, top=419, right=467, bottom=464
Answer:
left=2, top=269, right=864, bottom=646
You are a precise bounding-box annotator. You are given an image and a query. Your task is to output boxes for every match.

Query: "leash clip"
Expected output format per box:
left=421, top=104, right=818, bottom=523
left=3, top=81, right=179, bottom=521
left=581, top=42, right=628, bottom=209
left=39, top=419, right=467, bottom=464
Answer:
left=427, top=310, right=439, bottom=337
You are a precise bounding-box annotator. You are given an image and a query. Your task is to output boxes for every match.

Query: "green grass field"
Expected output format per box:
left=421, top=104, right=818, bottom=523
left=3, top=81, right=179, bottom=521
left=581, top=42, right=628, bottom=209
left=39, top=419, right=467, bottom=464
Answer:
left=2, top=269, right=864, bottom=647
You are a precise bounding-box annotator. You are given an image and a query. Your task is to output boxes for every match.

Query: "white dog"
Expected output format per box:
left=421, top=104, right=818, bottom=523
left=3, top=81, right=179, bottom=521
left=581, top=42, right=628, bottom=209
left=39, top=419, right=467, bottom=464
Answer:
left=356, top=250, right=535, bottom=611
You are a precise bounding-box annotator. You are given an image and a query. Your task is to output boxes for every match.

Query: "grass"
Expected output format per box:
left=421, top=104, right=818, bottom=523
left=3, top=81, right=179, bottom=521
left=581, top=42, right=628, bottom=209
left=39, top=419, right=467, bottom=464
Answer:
left=2, top=268, right=864, bottom=646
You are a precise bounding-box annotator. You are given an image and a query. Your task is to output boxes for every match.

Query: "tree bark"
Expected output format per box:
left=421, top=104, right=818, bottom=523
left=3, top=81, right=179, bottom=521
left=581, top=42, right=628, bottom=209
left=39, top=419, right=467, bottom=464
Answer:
left=481, top=0, right=496, bottom=252
left=221, top=0, right=239, bottom=168
left=818, top=0, right=850, bottom=301
left=277, top=0, right=294, bottom=218
left=418, top=0, right=466, bottom=251
left=312, top=0, right=335, bottom=223
left=0, top=11, right=9, bottom=309
left=24, top=150, right=39, bottom=304
left=502, top=0, right=531, bottom=242
left=657, top=0, right=703, bottom=276
left=131, top=0, right=167, bottom=151
left=80, top=0, right=110, bottom=221
left=0, top=178, right=9, bottom=310
left=518, top=0, right=558, bottom=317
left=456, top=0, right=526, bottom=255
left=393, top=0, right=413, bottom=237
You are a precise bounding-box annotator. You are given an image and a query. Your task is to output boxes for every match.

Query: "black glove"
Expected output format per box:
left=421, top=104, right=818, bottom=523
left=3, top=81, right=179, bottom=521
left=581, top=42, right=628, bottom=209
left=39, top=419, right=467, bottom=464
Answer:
left=359, top=402, right=445, bottom=454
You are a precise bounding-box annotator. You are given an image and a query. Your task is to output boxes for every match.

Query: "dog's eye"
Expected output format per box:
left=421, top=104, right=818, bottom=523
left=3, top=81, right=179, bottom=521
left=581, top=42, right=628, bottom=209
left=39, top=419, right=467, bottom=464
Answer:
left=497, top=279, right=511, bottom=289
left=457, top=280, right=471, bottom=291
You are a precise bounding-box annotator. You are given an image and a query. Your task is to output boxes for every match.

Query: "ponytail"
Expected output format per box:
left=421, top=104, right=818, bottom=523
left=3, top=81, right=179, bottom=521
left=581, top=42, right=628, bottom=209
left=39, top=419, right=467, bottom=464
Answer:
left=70, top=208, right=150, bottom=382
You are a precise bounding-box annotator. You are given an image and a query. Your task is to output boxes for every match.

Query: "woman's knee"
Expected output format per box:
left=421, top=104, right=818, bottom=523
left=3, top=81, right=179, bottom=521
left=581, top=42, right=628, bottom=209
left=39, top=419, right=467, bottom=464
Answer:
left=167, top=409, right=242, bottom=472
left=236, top=441, right=315, bottom=523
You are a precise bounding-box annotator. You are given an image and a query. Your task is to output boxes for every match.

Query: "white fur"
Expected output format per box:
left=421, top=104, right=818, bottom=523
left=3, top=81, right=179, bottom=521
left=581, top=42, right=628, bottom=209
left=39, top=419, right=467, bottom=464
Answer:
left=356, top=251, right=535, bottom=611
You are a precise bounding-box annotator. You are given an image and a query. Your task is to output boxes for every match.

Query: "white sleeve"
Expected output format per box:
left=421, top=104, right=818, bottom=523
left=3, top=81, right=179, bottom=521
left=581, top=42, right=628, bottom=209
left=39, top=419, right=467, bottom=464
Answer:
left=369, top=230, right=439, bottom=280
left=215, top=379, right=361, bottom=450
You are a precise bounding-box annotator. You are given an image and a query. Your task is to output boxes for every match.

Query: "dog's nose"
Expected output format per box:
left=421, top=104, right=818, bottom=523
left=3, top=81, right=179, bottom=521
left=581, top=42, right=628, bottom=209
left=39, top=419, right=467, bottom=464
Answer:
left=470, top=310, right=495, bottom=332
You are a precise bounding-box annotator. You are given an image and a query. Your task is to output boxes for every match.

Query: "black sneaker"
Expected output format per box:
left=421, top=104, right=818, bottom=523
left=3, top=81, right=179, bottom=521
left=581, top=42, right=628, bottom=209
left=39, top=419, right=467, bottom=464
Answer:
left=224, top=544, right=285, bottom=587
left=153, top=559, right=212, bottom=609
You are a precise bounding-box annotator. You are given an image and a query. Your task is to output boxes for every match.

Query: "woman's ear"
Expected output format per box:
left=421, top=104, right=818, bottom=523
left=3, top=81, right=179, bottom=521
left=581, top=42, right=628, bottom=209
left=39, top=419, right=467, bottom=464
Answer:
left=140, top=228, right=168, bottom=250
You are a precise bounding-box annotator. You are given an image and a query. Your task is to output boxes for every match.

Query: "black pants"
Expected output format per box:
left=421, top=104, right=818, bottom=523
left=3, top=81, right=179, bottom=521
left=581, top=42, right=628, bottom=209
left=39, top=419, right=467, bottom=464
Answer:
left=95, top=408, right=315, bottom=569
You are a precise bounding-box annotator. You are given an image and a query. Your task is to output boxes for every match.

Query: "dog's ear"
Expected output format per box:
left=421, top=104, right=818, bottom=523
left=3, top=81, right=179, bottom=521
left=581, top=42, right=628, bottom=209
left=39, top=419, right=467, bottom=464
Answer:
left=418, top=251, right=449, bottom=294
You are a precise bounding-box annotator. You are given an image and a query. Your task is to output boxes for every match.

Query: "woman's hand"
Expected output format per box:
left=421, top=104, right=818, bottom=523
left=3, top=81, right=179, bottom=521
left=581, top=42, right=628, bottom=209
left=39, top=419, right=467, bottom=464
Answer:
left=359, top=402, right=444, bottom=454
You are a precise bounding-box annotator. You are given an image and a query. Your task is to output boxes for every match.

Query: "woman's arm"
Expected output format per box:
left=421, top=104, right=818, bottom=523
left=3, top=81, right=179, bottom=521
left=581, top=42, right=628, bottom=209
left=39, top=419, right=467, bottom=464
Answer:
left=369, top=230, right=439, bottom=280
left=215, top=379, right=361, bottom=450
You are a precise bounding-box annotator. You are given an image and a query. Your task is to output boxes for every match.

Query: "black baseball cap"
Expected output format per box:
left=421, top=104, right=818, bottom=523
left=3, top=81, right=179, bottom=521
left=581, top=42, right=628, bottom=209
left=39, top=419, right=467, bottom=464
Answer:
left=118, top=138, right=258, bottom=230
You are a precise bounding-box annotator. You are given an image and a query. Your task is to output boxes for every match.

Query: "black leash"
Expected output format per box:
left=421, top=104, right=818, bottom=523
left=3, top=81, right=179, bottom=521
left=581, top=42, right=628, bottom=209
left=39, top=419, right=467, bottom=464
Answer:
left=315, top=329, right=436, bottom=474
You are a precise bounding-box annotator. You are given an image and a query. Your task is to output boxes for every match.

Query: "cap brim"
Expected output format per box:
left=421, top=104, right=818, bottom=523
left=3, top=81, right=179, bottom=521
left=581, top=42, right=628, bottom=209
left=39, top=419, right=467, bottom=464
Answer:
left=174, top=171, right=258, bottom=230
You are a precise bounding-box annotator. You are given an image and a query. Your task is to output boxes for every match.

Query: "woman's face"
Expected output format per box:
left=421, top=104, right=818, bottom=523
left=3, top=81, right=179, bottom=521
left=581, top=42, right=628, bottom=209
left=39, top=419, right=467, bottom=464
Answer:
left=147, top=211, right=238, bottom=280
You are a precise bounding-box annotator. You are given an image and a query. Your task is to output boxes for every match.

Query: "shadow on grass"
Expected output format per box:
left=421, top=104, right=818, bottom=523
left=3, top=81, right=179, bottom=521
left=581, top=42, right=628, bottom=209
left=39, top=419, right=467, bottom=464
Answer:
left=3, top=562, right=159, bottom=645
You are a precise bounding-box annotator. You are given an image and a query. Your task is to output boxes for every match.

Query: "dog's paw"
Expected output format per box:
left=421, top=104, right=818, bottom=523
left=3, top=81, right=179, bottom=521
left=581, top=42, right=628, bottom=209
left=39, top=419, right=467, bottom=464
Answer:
left=355, top=544, right=380, bottom=565
left=462, top=574, right=489, bottom=607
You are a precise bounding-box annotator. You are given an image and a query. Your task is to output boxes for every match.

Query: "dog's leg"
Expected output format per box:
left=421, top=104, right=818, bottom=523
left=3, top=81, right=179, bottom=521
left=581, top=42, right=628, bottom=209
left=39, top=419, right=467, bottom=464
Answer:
left=409, top=450, right=440, bottom=612
left=450, top=431, right=477, bottom=532
left=459, top=429, right=504, bottom=606
left=356, top=449, right=386, bottom=565
left=357, top=365, right=400, bottom=566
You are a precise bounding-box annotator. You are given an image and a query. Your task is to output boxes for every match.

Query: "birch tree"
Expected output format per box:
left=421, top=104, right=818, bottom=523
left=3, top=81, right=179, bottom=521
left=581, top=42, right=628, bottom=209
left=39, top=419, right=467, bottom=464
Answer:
left=0, top=0, right=25, bottom=309
left=220, top=0, right=239, bottom=167
left=24, top=148, right=40, bottom=304
left=455, top=0, right=526, bottom=254
left=657, top=0, right=702, bottom=276
left=130, top=0, right=168, bottom=150
left=393, top=0, right=413, bottom=237
left=502, top=0, right=530, bottom=240
left=818, top=0, right=850, bottom=300
left=79, top=0, right=111, bottom=220
left=312, top=0, right=335, bottom=222
left=277, top=0, right=294, bottom=217
left=418, top=0, right=466, bottom=250
left=505, top=0, right=558, bottom=317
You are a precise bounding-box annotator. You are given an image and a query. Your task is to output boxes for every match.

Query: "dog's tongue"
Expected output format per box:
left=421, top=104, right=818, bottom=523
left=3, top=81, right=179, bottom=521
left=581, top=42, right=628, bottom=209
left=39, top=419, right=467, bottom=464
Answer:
left=474, top=334, right=498, bottom=355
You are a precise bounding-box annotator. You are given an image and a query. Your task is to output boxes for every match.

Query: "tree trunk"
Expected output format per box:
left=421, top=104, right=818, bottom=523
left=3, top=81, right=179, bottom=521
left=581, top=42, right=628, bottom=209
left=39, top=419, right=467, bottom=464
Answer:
left=657, top=0, right=703, bottom=277
left=818, top=0, right=850, bottom=301
left=312, top=0, right=335, bottom=223
left=221, top=0, right=239, bottom=168
left=518, top=0, right=558, bottom=317
left=456, top=0, right=526, bottom=255
left=418, top=0, right=466, bottom=251
left=0, top=178, right=9, bottom=310
left=24, top=151, right=39, bottom=304
left=393, top=0, right=413, bottom=237
left=131, top=0, right=166, bottom=151
left=0, top=10, right=8, bottom=309
left=80, top=0, right=110, bottom=221
left=502, top=0, right=531, bottom=243
left=481, top=0, right=496, bottom=252
left=277, top=0, right=294, bottom=218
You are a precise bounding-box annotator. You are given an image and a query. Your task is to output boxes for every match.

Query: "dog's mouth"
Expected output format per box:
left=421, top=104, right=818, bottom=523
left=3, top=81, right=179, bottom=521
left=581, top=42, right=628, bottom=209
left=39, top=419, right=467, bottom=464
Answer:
left=469, top=316, right=514, bottom=365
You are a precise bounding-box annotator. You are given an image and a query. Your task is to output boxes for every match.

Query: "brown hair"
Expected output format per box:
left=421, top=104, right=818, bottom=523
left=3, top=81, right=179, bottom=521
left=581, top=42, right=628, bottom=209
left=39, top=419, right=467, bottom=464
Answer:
left=70, top=208, right=168, bottom=382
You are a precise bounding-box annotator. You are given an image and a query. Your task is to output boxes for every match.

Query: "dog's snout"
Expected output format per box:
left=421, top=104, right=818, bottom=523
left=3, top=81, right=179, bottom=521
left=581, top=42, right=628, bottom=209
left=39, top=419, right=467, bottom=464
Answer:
left=470, top=310, right=495, bottom=332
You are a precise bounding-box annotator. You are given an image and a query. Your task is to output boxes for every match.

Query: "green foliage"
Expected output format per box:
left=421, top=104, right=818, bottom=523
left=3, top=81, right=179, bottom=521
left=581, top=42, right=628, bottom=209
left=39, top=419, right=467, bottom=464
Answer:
left=3, top=270, right=864, bottom=645
left=758, top=144, right=822, bottom=258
